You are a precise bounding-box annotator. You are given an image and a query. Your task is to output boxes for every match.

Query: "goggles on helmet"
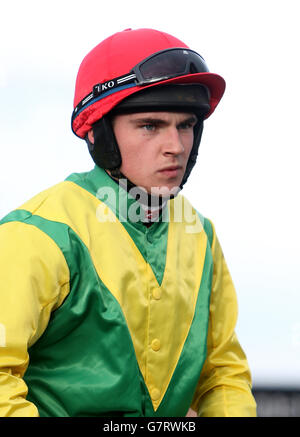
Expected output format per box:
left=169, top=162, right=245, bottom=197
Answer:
left=72, top=48, right=209, bottom=124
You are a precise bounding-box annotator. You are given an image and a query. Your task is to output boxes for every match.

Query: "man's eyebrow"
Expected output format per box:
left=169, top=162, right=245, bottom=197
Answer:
left=178, top=115, right=198, bottom=125
left=130, top=117, right=168, bottom=125
left=130, top=115, right=198, bottom=125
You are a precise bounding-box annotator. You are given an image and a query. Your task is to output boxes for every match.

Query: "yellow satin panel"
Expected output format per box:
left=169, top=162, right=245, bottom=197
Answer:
left=0, top=221, right=70, bottom=417
left=145, top=197, right=207, bottom=410
left=18, top=182, right=207, bottom=410
left=191, top=221, right=257, bottom=417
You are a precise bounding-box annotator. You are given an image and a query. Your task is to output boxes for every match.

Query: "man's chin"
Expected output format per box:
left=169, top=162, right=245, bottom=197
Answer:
left=150, top=185, right=181, bottom=199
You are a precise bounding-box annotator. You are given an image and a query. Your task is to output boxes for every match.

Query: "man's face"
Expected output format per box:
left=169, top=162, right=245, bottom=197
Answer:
left=111, top=111, right=197, bottom=197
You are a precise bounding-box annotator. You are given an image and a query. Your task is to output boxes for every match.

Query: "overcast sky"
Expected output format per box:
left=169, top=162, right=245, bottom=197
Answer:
left=1, top=0, right=300, bottom=388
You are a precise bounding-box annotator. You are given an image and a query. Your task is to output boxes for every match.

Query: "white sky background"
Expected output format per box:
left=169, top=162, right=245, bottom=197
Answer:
left=0, top=0, right=299, bottom=388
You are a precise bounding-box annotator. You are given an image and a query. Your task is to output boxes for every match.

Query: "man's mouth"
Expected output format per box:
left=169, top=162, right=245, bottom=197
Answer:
left=158, top=166, right=182, bottom=178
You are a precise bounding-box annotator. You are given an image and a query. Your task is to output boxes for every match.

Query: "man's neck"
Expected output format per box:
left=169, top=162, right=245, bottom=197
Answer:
left=105, top=170, right=168, bottom=225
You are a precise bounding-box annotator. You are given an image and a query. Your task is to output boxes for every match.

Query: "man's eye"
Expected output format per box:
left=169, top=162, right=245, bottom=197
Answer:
left=180, top=122, right=194, bottom=130
left=142, top=124, right=156, bottom=131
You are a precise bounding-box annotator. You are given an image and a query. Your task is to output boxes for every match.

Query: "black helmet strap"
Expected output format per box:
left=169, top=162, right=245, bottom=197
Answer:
left=86, top=116, right=121, bottom=170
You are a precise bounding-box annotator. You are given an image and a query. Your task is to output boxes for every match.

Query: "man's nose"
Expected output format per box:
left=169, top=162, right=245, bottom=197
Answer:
left=163, top=127, right=184, bottom=155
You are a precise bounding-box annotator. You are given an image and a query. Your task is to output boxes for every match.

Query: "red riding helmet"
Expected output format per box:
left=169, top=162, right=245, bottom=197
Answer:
left=71, top=28, right=226, bottom=139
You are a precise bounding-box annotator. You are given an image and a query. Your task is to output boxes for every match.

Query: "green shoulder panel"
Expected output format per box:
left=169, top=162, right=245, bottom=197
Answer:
left=1, top=208, right=144, bottom=417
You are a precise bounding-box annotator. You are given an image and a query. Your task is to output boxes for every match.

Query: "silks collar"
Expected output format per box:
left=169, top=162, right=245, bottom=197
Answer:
left=77, top=165, right=169, bottom=229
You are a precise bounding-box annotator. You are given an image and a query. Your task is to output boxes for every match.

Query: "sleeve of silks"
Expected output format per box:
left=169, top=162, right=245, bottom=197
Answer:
left=0, top=221, right=70, bottom=417
left=191, top=220, right=257, bottom=417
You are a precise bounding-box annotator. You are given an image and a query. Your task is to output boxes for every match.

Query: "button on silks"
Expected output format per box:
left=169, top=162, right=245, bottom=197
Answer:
left=152, top=288, right=162, bottom=300
left=151, top=339, right=161, bottom=351
left=151, top=388, right=160, bottom=401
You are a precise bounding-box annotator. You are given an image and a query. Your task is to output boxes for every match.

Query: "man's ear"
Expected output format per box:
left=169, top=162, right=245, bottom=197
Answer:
left=87, top=129, right=94, bottom=144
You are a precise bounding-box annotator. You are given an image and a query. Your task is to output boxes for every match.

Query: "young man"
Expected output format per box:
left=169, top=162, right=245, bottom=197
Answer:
left=0, top=28, right=256, bottom=417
